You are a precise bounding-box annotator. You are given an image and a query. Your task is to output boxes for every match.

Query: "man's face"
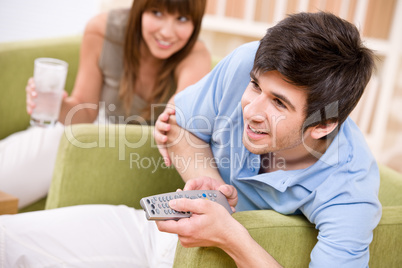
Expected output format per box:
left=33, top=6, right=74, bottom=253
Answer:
left=241, top=70, right=308, bottom=155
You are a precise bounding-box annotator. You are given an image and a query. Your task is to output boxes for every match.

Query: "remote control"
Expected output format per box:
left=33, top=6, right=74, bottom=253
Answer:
left=140, top=190, right=233, bottom=220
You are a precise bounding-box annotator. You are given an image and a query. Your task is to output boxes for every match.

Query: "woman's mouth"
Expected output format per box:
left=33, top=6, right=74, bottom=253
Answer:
left=156, top=39, right=172, bottom=48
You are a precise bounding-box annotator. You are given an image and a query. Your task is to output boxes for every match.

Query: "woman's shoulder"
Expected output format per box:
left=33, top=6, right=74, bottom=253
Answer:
left=180, top=40, right=211, bottom=66
left=84, top=12, right=108, bottom=38
left=192, top=40, right=210, bottom=56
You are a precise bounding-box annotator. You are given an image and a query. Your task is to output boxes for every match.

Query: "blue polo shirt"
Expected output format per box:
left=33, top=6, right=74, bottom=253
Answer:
left=174, top=41, right=382, bottom=267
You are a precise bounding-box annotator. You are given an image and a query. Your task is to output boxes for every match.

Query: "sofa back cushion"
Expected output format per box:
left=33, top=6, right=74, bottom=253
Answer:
left=0, top=37, right=80, bottom=140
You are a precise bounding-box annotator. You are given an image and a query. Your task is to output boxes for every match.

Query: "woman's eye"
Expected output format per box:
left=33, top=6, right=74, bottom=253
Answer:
left=152, top=10, right=163, bottom=17
left=178, top=16, right=189, bottom=22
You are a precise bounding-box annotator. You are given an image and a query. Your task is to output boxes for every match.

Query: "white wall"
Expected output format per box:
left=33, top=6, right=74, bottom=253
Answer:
left=0, top=0, right=101, bottom=43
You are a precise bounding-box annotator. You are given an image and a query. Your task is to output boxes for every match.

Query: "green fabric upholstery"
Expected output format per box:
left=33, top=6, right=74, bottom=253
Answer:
left=174, top=165, right=402, bottom=267
left=45, top=124, right=402, bottom=267
left=0, top=37, right=80, bottom=140
left=46, top=124, right=184, bottom=209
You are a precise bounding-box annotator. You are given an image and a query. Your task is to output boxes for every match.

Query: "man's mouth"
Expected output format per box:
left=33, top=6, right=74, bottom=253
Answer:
left=249, top=125, right=268, bottom=135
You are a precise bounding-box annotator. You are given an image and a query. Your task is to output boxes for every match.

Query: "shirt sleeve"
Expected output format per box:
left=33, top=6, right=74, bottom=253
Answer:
left=310, top=202, right=381, bottom=267
left=308, top=165, right=382, bottom=267
left=174, top=41, right=258, bottom=143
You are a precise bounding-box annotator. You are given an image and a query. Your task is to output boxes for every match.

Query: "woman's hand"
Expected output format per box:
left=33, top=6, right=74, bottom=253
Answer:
left=25, top=77, right=68, bottom=115
left=25, top=78, right=36, bottom=115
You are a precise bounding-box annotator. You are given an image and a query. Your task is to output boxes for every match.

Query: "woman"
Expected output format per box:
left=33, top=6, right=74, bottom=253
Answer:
left=0, top=0, right=210, bottom=208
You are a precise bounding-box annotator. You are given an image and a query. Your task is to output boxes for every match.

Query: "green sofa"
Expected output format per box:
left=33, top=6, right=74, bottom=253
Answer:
left=45, top=124, right=402, bottom=267
left=2, top=38, right=402, bottom=267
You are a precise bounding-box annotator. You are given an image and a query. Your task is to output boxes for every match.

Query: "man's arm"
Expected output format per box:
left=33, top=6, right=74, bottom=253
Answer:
left=156, top=108, right=282, bottom=267
left=165, top=113, right=223, bottom=183
left=156, top=195, right=282, bottom=268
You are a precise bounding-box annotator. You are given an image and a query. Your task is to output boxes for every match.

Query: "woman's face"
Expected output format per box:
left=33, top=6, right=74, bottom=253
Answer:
left=141, top=8, right=194, bottom=59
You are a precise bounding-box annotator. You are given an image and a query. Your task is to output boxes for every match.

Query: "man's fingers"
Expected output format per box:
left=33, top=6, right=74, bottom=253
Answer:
left=154, top=129, right=168, bottom=144
left=156, top=217, right=191, bottom=234
left=182, top=178, right=204, bottom=191
left=218, top=184, right=238, bottom=210
left=218, top=185, right=236, bottom=199
left=169, top=198, right=207, bottom=215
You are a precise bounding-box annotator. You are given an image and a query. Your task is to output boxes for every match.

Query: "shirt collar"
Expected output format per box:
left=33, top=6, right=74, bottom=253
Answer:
left=235, top=120, right=351, bottom=192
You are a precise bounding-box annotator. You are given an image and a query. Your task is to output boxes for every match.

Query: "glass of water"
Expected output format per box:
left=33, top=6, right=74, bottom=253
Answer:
left=30, top=58, right=68, bottom=127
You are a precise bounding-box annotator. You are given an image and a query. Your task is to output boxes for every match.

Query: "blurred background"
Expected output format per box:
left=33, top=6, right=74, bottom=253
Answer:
left=1, top=0, right=401, bottom=172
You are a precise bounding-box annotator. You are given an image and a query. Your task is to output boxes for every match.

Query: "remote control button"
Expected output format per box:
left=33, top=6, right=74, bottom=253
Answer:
left=146, top=199, right=151, bottom=204
left=156, top=209, right=160, bottom=214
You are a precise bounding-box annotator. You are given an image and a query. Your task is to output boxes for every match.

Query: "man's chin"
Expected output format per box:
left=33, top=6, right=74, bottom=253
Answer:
left=242, top=135, right=269, bottom=155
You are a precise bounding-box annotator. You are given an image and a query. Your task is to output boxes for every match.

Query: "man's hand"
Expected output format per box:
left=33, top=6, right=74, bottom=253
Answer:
left=154, top=105, right=176, bottom=166
left=156, top=195, right=242, bottom=249
left=183, top=177, right=238, bottom=210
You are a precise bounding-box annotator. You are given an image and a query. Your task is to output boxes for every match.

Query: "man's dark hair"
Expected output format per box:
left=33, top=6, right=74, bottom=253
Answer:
left=252, top=12, right=375, bottom=129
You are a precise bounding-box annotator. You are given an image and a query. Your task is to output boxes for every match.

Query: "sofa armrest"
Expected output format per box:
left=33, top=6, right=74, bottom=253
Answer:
left=173, top=205, right=402, bottom=267
left=46, top=124, right=184, bottom=210
left=0, top=37, right=81, bottom=140
left=173, top=210, right=317, bottom=267
left=174, top=165, right=402, bottom=267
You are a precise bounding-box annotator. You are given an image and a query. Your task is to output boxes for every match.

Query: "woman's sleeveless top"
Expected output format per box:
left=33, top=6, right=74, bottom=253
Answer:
left=98, top=9, right=174, bottom=124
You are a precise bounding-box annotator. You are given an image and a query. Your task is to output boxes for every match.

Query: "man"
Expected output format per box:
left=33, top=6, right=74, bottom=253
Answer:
left=155, top=12, right=381, bottom=267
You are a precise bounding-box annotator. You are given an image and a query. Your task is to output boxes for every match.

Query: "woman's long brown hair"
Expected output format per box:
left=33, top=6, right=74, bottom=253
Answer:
left=119, top=0, right=206, bottom=120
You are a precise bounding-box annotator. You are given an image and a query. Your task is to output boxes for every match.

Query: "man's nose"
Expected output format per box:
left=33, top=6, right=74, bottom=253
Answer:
left=244, top=97, right=266, bottom=122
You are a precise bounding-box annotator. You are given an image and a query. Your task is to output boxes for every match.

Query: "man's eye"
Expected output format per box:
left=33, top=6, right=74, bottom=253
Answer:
left=250, top=80, right=260, bottom=90
left=274, top=98, right=286, bottom=109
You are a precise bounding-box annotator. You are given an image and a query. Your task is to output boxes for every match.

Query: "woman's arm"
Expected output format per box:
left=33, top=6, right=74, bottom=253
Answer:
left=58, top=13, right=107, bottom=125
left=174, top=40, right=211, bottom=93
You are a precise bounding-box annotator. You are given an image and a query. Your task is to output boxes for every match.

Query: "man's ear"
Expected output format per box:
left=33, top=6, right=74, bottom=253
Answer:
left=310, top=120, right=338, bottom=140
